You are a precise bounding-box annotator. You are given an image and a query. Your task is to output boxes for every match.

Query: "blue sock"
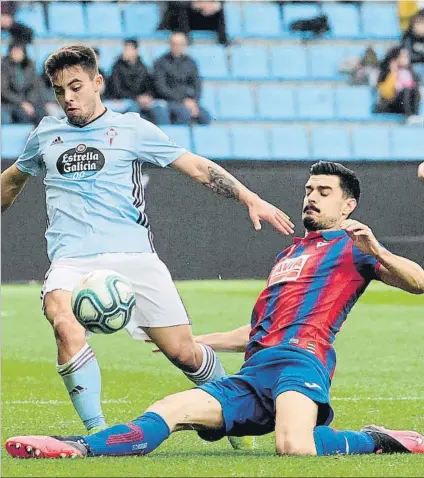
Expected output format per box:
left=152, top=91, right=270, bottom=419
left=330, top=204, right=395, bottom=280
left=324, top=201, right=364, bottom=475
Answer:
left=313, top=426, right=376, bottom=455
left=57, top=344, right=106, bottom=431
left=184, top=344, right=226, bottom=385
left=83, top=412, right=170, bottom=456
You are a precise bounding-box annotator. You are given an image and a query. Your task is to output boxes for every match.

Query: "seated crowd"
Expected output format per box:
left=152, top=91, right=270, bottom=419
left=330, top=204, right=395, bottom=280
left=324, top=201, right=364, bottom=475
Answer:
left=343, top=8, right=424, bottom=122
left=2, top=0, right=424, bottom=126
left=375, top=9, right=424, bottom=122
left=1, top=33, right=211, bottom=126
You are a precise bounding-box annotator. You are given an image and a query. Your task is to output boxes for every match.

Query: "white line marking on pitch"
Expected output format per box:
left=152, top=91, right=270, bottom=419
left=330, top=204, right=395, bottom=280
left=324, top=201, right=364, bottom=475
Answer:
left=4, top=399, right=130, bottom=405
left=4, top=397, right=423, bottom=406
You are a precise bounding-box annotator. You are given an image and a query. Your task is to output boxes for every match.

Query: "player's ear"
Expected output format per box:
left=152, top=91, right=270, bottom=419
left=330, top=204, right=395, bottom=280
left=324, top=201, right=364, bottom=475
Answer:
left=342, top=198, right=357, bottom=217
left=94, top=74, right=103, bottom=92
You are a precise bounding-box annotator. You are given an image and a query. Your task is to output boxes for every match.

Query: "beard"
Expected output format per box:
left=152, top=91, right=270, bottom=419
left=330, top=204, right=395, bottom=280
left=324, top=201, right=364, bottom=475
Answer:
left=302, top=214, right=337, bottom=232
left=302, top=215, right=321, bottom=231
left=66, top=104, right=96, bottom=126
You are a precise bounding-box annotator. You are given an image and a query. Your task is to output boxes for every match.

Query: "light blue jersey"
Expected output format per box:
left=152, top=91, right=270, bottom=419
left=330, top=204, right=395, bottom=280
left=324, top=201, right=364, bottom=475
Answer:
left=15, top=109, right=187, bottom=261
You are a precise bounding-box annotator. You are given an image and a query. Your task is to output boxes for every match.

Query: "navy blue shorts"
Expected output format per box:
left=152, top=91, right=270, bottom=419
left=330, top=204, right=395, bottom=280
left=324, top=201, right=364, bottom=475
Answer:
left=198, top=345, right=334, bottom=440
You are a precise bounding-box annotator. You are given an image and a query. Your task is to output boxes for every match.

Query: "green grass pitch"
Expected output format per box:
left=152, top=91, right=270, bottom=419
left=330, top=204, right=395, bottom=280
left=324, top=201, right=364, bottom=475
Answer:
left=2, top=281, right=424, bottom=477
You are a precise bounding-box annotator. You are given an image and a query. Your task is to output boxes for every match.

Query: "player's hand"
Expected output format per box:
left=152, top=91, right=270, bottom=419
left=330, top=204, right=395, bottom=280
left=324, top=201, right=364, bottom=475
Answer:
left=247, top=195, right=294, bottom=235
left=418, top=162, right=424, bottom=181
left=341, top=219, right=382, bottom=257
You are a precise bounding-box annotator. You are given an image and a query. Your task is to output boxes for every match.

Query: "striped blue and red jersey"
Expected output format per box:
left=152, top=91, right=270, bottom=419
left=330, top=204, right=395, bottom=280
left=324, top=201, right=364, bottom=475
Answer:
left=246, top=230, right=382, bottom=378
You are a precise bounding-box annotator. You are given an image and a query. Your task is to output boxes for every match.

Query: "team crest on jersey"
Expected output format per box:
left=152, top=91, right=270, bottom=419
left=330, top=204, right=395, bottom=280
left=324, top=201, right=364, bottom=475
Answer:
left=268, top=254, right=311, bottom=286
left=106, top=128, right=118, bottom=146
left=56, top=143, right=105, bottom=180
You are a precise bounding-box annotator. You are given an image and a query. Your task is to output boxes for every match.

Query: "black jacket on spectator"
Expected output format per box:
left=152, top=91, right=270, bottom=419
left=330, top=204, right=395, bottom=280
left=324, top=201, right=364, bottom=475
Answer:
left=107, top=56, right=153, bottom=99
left=402, top=30, right=424, bottom=64
left=7, top=21, right=33, bottom=44
left=1, top=55, right=40, bottom=106
left=153, top=52, right=201, bottom=102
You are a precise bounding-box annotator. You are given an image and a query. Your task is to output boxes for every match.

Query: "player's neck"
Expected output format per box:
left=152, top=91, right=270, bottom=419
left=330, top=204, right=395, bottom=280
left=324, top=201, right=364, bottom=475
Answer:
left=86, top=103, right=107, bottom=124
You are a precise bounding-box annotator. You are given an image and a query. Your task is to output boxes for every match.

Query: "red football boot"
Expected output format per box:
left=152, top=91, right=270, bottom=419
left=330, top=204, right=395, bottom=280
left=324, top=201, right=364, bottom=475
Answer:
left=362, top=425, right=424, bottom=454
left=5, top=435, right=87, bottom=459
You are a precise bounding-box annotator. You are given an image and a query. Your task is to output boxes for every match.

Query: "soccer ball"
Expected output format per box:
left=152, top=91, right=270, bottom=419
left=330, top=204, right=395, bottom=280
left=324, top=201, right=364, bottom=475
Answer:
left=71, top=270, right=136, bottom=334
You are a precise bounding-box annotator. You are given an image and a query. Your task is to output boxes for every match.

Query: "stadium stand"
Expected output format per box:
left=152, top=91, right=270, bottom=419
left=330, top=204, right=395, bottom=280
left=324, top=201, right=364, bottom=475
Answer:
left=47, top=2, right=86, bottom=38
left=14, top=2, right=47, bottom=37
left=192, top=125, right=232, bottom=159
left=2, top=1, right=423, bottom=162
left=351, top=126, right=391, bottom=160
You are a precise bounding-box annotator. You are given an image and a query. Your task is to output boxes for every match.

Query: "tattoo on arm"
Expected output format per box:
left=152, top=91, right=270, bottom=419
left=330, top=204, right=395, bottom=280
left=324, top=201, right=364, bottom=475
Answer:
left=203, top=166, right=239, bottom=200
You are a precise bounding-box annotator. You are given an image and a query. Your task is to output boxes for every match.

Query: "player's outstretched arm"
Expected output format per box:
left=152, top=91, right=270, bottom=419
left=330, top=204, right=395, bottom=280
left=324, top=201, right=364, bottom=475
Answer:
left=418, top=162, right=424, bottom=181
left=146, top=324, right=251, bottom=353
left=195, top=324, right=251, bottom=352
left=171, top=152, right=294, bottom=235
left=375, top=251, right=424, bottom=294
left=1, top=165, right=31, bottom=213
left=341, top=219, right=424, bottom=295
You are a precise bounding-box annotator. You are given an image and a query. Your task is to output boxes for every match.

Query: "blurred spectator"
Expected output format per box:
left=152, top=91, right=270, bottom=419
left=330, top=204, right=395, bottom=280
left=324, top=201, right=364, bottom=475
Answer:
left=153, top=32, right=211, bottom=125
left=1, top=43, right=44, bottom=124
left=1, top=1, right=17, bottom=16
left=340, top=46, right=380, bottom=86
left=106, top=39, right=168, bottom=124
left=375, top=47, right=421, bottom=122
left=402, top=9, right=424, bottom=79
left=398, top=0, right=419, bottom=32
left=159, top=1, right=229, bottom=46
left=1, top=2, right=33, bottom=45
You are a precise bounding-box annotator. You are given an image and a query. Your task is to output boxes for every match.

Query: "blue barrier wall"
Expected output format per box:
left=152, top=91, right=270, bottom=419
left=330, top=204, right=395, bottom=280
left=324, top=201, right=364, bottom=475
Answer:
left=2, top=160, right=423, bottom=282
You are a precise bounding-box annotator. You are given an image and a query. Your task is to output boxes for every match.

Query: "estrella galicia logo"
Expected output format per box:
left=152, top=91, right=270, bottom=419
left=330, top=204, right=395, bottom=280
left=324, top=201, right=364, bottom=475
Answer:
left=56, top=143, right=105, bottom=179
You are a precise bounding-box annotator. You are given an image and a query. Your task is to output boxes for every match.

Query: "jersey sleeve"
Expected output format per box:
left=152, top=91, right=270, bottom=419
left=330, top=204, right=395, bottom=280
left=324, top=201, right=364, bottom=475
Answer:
left=352, top=245, right=382, bottom=281
left=134, top=116, right=187, bottom=167
left=15, top=128, right=43, bottom=177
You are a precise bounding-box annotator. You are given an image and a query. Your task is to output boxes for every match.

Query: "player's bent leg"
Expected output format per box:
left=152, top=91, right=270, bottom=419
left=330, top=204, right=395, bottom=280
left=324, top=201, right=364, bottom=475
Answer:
left=144, top=325, right=226, bottom=384
left=143, top=325, right=254, bottom=449
left=274, top=391, right=318, bottom=456
left=127, top=254, right=251, bottom=450
left=44, top=290, right=86, bottom=364
left=44, top=290, right=107, bottom=432
left=274, top=391, right=375, bottom=456
left=146, top=389, right=224, bottom=431
left=5, top=390, right=225, bottom=459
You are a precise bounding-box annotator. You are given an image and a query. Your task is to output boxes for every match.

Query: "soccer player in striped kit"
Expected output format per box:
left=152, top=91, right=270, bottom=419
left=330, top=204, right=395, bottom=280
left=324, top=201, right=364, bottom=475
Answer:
left=6, top=161, right=424, bottom=459
left=1, top=44, right=293, bottom=449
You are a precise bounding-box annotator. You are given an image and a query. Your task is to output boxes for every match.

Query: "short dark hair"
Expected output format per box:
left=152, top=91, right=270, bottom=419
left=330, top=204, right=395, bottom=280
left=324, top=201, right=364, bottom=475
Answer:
left=45, top=45, right=98, bottom=79
left=124, top=38, right=138, bottom=49
left=310, top=161, right=360, bottom=202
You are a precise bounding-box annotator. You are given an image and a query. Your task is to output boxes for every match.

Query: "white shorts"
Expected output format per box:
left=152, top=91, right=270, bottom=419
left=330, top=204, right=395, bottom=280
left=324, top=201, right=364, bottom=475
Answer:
left=42, top=252, right=190, bottom=340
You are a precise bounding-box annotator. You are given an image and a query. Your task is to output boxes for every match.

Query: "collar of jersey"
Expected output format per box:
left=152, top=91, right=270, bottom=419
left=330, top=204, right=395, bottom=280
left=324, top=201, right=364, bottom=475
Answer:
left=293, top=230, right=346, bottom=243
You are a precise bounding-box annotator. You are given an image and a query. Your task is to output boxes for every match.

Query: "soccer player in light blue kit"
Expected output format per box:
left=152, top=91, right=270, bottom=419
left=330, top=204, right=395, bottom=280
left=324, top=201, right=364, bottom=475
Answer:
left=1, top=45, right=294, bottom=445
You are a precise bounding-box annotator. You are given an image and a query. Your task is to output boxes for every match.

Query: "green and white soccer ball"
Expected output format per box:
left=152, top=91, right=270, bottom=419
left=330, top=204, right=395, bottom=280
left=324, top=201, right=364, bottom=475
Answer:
left=71, top=270, right=136, bottom=334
